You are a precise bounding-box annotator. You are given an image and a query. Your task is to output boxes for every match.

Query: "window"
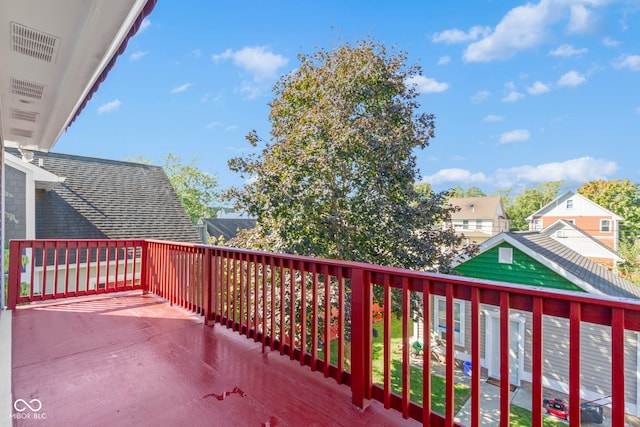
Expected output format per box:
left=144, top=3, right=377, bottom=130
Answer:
left=601, top=219, right=611, bottom=232
left=462, top=220, right=469, bottom=230
left=475, top=220, right=482, bottom=230
left=434, top=296, right=465, bottom=346
left=533, top=219, right=542, bottom=231
left=498, top=247, right=513, bottom=264
left=566, top=199, right=574, bottom=209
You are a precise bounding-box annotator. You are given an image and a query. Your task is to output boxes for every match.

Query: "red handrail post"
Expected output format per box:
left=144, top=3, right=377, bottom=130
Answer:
left=203, top=247, right=213, bottom=326
left=140, top=240, right=149, bottom=294
left=350, top=267, right=371, bottom=410
left=6, top=240, right=22, bottom=309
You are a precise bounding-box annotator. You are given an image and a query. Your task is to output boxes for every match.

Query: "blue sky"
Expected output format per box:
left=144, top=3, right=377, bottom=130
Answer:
left=56, top=0, right=640, bottom=195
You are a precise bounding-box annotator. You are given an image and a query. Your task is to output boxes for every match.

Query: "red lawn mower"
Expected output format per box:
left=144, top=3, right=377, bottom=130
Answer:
left=543, top=396, right=609, bottom=424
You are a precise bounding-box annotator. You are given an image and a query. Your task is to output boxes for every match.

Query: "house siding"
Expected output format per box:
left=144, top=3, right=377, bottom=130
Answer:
left=454, top=243, right=584, bottom=292
left=443, top=304, right=637, bottom=410
left=541, top=316, right=637, bottom=407
left=535, top=215, right=616, bottom=250
left=5, top=164, right=27, bottom=241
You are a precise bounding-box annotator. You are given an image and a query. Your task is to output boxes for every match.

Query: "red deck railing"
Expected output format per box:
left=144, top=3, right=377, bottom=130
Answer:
left=7, top=239, right=145, bottom=307
left=7, top=238, right=640, bottom=426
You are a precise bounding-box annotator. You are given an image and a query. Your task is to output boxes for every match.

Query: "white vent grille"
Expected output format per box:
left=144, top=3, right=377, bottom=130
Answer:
left=10, top=22, right=59, bottom=63
left=10, top=128, right=34, bottom=138
left=11, top=77, right=45, bottom=99
left=11, top=109, right=38, bottom=123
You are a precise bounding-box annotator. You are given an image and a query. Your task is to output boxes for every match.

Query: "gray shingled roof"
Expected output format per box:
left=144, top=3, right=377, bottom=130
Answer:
left=200, top=218, right=256, bottom=243
left=11, top=149, right=200, bottom=243
left=508, top=231, right=640, bottom=299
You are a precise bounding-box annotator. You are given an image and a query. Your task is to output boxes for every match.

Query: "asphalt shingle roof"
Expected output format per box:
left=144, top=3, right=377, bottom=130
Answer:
left=200, top=218, right=256, bottom=242
left=508, top=231, right=640, bottom=299
left=449, top=196, right=505, bottom=220
left=12, top=149, right=200, bottom=243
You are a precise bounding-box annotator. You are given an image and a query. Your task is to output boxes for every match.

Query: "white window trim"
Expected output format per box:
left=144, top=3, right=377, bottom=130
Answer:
left=434, top=296, right=465, bottom=347
left=498, top=247, right=513, bottom=264
left=533, top=219, right=542, bottom=231
left=600, top=219, right=611, bottom=232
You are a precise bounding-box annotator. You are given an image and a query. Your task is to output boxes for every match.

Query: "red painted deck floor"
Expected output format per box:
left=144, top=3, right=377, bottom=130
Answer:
left=11, top=291, right=419, bottom=427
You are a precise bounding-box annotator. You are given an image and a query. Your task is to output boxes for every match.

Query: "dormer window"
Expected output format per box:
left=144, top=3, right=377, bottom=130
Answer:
left=601, top=219, right=611, bottom=232
left=566, top=199, right=574, bottom=209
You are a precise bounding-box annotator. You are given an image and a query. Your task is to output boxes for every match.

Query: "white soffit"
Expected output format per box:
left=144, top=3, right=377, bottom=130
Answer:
left=0, top=0, right=154, bottom=152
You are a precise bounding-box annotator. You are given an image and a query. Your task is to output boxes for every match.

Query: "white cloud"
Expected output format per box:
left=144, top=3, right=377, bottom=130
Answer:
left=424, top=157, right=618, bottom=189
left=602, top=37, right=620, bottom=47
left=500, top=129, right=530, bottom=144
left=464, top=2, right=555, bottom=62
left=406, top=75, right=449, bottom=94
left=527, top=81, right=550, bottom=95
left=139, top=18, right=151, bottom=33
left=191, top=49, right=202, bottom=58
left=212, top=46, right=289, bottom=82
left=437, top=56, right=451, bottom=65
left=636, top=107, right=640, bottom=115
left=502, top=91, right=524, bottom=102
left=171, top=83, right=192, bottom=94
left=206, top=121, right=222, bottom=129
left=483, top=114, right=505, bottom=122
left=613, top=55, right=640, bottom=72
left=463, top=1, right=605, bottom=63
left=493, top=157, right=618, bottom=187
left=97, top=99, right=121, bottom=114
left=567, top=4, right=596, bottom=34
left=421, top=168, right=488, bottom=186
left=432, top=26, right=491, bottom=44
left=557, top=70, right=586, bottom=87
left=470, top=90, right=491, bottom=103
left=129, top=50, right=148, bottom=61
left=550, top=44, right=587, bottom=57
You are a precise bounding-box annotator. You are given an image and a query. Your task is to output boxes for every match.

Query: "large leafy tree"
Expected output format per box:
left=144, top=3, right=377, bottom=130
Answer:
left=577, top=179, right=640, bottom=240
left=505, top=181, right=566, bottom=231
left=227, top=39, right=466, bottom=271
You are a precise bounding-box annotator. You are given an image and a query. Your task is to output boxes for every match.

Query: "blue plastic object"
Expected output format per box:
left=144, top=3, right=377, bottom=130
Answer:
left=463, top=361, right=472, bottom=377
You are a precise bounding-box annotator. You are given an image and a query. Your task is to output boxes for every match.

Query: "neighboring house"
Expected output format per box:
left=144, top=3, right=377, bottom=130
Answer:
left=541, top=219, right=624, bottom=270
left=198, top=217, right=256, bottom=245
left=447, top=196, right=509, bottom=245
left=4, top=149, right=200, bottom=243
left=418, top=231, right=640, bottom=415
left=526, top=191, right=623, bottom=252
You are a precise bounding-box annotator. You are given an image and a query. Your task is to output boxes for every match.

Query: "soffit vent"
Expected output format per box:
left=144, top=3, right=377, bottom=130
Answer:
left=11, top=109, right=38, bottom=123
left=10, top=22, right=60, bottom=63
left=10, top=128, right=34, bottom=138
left=10, top=77, right=46, bottom=99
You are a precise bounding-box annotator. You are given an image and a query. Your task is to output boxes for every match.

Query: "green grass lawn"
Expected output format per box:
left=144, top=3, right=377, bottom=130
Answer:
left=370, top=316, right=470, bottom=414
left=321, top=315, right=471, bottom=415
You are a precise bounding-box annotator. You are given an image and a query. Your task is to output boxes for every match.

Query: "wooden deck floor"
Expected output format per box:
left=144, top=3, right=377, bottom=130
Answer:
left=11, top=291, right=419, bottom=426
